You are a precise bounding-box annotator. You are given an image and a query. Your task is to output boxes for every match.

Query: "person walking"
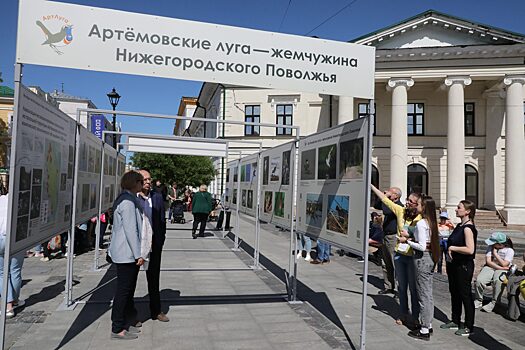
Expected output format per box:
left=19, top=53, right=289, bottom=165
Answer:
left=440, top=200, right=477, bottom=337
left=405, top=196, right=440, bottom=341
left=167, top=182, right=178, bottom=222
left=191, top=185, right=212, bottom=239
left=372, top=186, right=403, bottom=295
left=474, top=232, right=514, bottom=313
left=137, top=170, right=169, bottom=323
left=108, top=170, right=145, bottom=340
left=0, top=192, right=26, bottom=319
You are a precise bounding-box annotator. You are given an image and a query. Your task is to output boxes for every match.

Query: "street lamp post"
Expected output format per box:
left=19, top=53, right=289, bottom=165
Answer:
left=106, top=87, right=121, bottom=148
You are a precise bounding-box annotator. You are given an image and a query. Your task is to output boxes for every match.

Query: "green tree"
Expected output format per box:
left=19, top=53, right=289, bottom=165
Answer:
left=131, top=153, right=216, bottom=187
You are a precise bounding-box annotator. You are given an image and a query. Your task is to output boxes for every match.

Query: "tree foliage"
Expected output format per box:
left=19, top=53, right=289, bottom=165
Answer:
left=131, top=153, right=216, bottom=187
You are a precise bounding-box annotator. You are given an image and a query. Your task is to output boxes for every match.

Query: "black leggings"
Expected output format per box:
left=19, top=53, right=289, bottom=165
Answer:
left=192, top=213, right=208, bottom=235
left=447, top=260, right=475, bottom=329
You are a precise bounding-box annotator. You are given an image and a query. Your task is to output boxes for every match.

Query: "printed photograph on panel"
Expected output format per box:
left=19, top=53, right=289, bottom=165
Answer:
left=68, top=145, right=74, bottom=163
left=233, top=166, right=238, bottom=183
left=67, top=162, right=73, bottom=179
left=60, top=173, right=67, bottom=191
left=241, top=189, right=247, bottom=207
left=226, top=168, right=230, bottom=183
left=326, top=195, right=349, bottom=234
left=232, top=189, right=237, bottom=204
left=19, top=166, right=31, bottom=191
left=110, top=184, right=115, bottom=203
left=274, top=192, right=285, bottom=218
left=318, top=144, right=337, bottom=180
left=81, top=184, right=90, bottom=211
left=104, top=154, right=109, bottom=175
left=263, top=156, right=269, bottom=185
left=112, top=158, right=117, bottom=176
left=95, top=149, right=102, bottom=174
left=90, top=184, right=97, bottom=209
left=15, top=215, right=29, bottom=242
left=306, top=193, right=323, bottom=228
left=30, top=186, right=42, bottom=219
left=79, top=142, right=87, bottom=172
left=270, top=156, right=281, bottom=182
left=247, top=190, right=253, bottom=209
left=241, top=165, right=246, bottom=182
left=264, top=191, right=273, bottom=213
left=104, top=186, right=110, bottom=204
left=282, top=150, right=291, bottom=186
left=245, top=163, right=251, bottom=183
left=300, top=149, right=316, bottom=180
left=18, top=191, right=30, bottom=216
left=64, top=204, right=71, bottom=222
left=339, top=138, right=364, bottom=180
left=251, top=163, right=257, bottom=183
left=32, top=169, right=42, bottom=186
left=44, top=139, right=61, bottom=222
left=88, top=146, right=96, bottom=173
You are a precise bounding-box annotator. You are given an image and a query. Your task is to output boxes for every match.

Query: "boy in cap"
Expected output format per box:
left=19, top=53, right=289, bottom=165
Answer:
left=474, top=232, right=515, bottom=312
left=436, top=211, right=454, bottom=273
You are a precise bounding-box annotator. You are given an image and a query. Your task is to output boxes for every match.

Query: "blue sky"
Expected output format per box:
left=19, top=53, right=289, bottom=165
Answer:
left=2, top=0, right=525, bottom=138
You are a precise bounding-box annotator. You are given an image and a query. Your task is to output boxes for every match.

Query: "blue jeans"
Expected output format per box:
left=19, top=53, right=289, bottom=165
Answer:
left=0, top=236, right=25, bottom=303
left=296, top=233, right=312, bottom=253
left=317, top=240, right=331, bottom=261
left=394, top=253, right=419, bottom=320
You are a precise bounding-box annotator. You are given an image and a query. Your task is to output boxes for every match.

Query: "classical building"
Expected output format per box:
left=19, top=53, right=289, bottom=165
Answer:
left=186, top=10, right=525, bottom=224
left=174, top=96, right=198, bottom=136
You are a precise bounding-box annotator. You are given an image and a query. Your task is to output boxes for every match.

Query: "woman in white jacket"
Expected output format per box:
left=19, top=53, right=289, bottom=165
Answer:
left=400, top=196, right=440, bottom=341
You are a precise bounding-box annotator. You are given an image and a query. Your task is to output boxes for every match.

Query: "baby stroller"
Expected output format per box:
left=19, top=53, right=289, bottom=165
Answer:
left=170, top=199, right=186, bottom=224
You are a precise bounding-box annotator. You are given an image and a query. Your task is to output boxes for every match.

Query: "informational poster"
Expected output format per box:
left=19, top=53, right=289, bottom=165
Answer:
left=75, top=128, right=103, bottom=224
left=238, top=154, right=259, bottom=216
left=259, top=141, right=295, bottom=229
left=225, top=160, right=239, bottom=211
left=101, top=144, right=118, bottom=212
left=8, top=84, right=76, bottom=254
left=296, top=118, right=369, bottom=253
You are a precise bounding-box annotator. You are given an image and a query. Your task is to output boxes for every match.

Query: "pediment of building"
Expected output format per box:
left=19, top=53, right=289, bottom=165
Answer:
left=352, top=10, right=524, bottom=49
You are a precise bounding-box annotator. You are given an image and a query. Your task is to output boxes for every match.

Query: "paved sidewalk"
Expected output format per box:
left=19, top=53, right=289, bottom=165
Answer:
left=5, top=213, right=345, bottom=350
left=231, top=213, right=525, bottom=350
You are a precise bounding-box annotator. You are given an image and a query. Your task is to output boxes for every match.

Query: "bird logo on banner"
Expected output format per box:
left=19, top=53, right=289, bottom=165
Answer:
left=36, top=17, right=73, bottom=55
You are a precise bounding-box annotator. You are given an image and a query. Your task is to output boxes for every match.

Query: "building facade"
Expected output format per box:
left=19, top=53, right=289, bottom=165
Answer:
left=187, top=10, right=525, bottom=224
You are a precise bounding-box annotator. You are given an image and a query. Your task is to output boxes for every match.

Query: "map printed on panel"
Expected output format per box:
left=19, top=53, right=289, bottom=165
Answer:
left=9, top=84, right=76, bottom=255
left=296, top=118, right=369, bottom=254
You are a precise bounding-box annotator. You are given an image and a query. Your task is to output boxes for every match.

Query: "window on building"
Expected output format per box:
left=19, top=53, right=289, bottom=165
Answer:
left=358, top=103, right=376, bottom=135
left=407, top=103, right=424, bottom=136
left=407, top=164, right=428, bottom=195
left=245, top=105, right=260, bottom=136
left=276, top=104, right=293, bottom=135
left=465, top=165, right=478, bottom=208
left=465, top=103, right=475, bottom=136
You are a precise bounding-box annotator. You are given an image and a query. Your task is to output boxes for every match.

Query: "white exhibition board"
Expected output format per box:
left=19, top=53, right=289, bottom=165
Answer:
left=296, top=118, right=368, bottom=253
left=127, top=137, right=227, bottom=157
left=16, top=0, right=375, bottom=98
left=225, top=160, right=239, bottom=210
left=8, top=84, right=76, bottom=255
left=101, top=143, right=118, bottom=212
left=238, top=154, right=259, bottom=216
left=259, top=142, right=295, bottom=228
left=75, top=128, right=103, bottom=224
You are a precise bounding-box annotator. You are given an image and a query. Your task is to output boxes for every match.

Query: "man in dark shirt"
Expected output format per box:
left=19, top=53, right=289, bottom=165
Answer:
left=373, top=186, right=402, bottom=295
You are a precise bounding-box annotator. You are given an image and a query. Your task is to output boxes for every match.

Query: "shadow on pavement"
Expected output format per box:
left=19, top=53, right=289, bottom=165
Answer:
left=227, top=232, right=356, bottom=350
left=468, top=327, right=513, bottom=350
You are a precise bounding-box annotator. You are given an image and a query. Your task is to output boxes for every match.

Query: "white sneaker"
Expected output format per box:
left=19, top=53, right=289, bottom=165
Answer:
left=304, top=254, right=313, bottom=262
left=474, top=299, right=483, bottom=309
left=481, top=301, right=496, bottom=313
left=296, top=252, right=302, bottom=259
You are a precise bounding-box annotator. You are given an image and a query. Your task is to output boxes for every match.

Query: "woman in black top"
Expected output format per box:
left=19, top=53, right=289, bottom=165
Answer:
left=440, top=200, right=477, bottom=336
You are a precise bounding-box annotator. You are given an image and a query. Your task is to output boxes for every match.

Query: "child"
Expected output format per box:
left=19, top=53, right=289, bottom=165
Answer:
left=474, top=232, right=514, bottom=312
left=436, top=211, right=454, bottom=273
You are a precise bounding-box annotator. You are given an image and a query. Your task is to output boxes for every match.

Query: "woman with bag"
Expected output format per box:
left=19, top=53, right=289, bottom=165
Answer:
left=440, top=200, right=477, bottom=337
left=404, top=196, right=440, bottom=340
left=108, top=170, right=145, bottom=340
left=191, top=185, right=212, bottom=239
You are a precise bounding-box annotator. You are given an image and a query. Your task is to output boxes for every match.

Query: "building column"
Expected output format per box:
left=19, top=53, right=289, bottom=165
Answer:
left=387, top=78, right=413, bottom=196
left=444, top=76, right=471, bottom=211
left=502, top=75, right=525, bottom=224
left=338, top=96, right=354, bottom=124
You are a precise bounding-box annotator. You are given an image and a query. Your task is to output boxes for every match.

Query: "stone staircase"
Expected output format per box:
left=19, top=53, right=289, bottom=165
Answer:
left=475, top=209, right=506, bottom=229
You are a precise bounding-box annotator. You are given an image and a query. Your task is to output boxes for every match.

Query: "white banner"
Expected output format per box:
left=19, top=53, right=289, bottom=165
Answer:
left=127, top=137, right=227, bottom=157
left=8, top=84, right=76, bottom=254
left=296, top=118, right=369, bottom=253
left=16, top=0, right=375, bottom=98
